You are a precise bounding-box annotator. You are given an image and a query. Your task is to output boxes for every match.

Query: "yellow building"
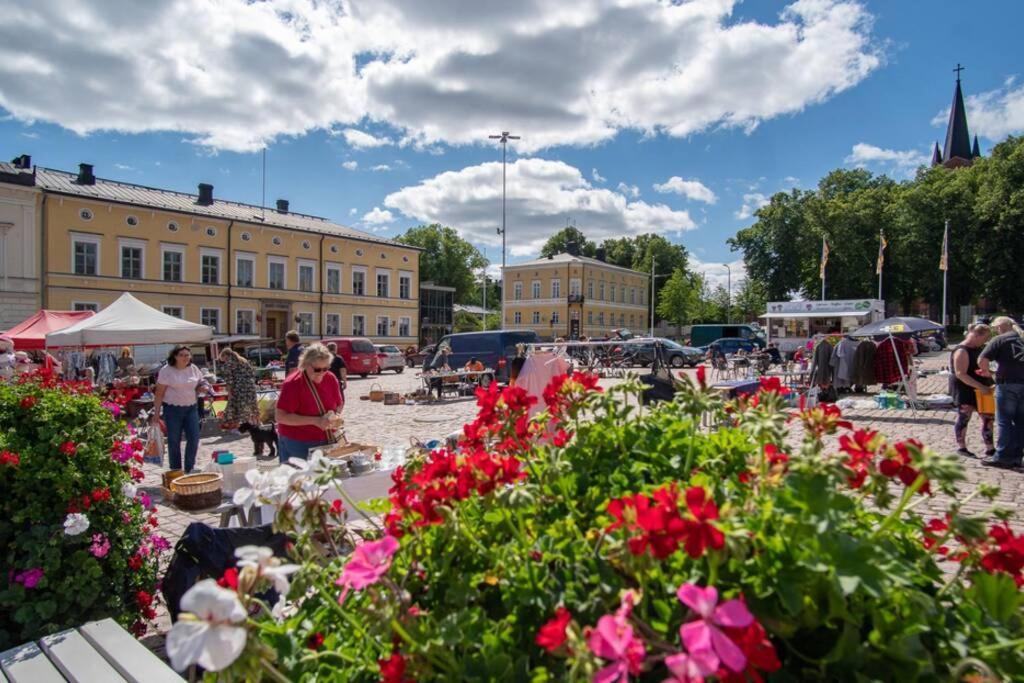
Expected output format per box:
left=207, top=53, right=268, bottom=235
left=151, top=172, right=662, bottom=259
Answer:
left=30, top=162, right=420, bottom=344
left=502, top=253, right=649, bottom=340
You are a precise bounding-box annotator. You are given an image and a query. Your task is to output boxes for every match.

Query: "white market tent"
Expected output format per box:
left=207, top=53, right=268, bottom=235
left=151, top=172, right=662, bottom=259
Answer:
left=45, top=293, right=213, bottom=347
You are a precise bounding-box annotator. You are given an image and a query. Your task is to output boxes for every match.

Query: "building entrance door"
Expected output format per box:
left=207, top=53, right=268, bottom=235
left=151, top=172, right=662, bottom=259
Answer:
left=264, top=310, right=288, bottom=341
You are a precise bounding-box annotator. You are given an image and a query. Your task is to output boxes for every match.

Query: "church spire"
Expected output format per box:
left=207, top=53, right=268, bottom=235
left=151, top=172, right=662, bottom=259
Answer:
left=942, top=64, right=973, bottom=165
left=972, top=134, right=981, bottom=158
left=931, top=142, right=943, bottom=167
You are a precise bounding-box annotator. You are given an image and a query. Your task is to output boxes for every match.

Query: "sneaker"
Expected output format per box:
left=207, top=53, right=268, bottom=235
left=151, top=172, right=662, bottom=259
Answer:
left=985, top=449, right=996, bottom=457
left=956, top=448, right=977, bottom=459
left=981, top=458, right=1022, bottom=471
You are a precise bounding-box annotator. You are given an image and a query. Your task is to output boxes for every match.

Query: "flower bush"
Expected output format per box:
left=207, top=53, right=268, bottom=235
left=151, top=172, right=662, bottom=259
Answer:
left=178, top=372, right=1023, bottom=681
left=0, top=372, right=164, bottom=648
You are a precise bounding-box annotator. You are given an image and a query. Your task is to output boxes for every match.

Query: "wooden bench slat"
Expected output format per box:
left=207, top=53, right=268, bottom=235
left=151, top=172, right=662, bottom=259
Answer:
left=40, top=629, right=128, bottom=683
left=0, top=641, right=65, bottom=683
left=79, top=619, right=182, bottom=683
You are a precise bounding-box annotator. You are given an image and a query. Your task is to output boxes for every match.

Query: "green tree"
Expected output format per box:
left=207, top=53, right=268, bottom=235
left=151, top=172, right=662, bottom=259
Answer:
left=453, top=309, right=483, bottom=333
left=728, top=190, right=813, bottom=301
left=656, top=268, right=702, bottom=331
left=397, top=224, right=487, bottom=303
left=540, top=226, right=595, bottom=258
left=733, top=278, right=768, bottom=322
left=600, top=237, right=639, bottom=269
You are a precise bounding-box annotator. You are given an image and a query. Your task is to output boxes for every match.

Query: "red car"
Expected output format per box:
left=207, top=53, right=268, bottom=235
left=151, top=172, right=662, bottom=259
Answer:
left=322, top=337, right=379, bottom=377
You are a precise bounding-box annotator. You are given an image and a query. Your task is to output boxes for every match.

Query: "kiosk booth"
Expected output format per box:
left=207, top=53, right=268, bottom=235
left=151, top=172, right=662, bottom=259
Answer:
left=761, top=299, right=885, bottom=353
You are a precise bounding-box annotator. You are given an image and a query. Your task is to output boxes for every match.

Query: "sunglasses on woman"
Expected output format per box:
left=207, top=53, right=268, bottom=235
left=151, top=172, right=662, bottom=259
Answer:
left=311, top=366, right=330, bottom=373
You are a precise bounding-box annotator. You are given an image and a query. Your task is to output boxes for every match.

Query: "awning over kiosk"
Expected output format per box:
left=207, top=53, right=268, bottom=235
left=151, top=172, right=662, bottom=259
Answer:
left=760, top=310, right=873, bottom=319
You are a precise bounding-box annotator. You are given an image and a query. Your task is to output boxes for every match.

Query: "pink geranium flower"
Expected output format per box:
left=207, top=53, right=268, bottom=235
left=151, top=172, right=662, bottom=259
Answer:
left=587, top=592, right=646, bottom=683
left=677, top=584, right=753, bottom=673
left=335, top=535, right=400, bottom=604
left=664, top=650, right=718, bottom=683
left=90, top=533, right=111, bottom=558
left=14, top=567, right=44, bottom=589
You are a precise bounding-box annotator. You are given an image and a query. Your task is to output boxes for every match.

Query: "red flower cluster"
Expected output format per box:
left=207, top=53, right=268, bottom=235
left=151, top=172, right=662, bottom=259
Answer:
left=536, top=606, right=572, bottom=653
left=59, top=441, right=77, bottom=456
left=716, top=620, right=782, bottom=683
left=0, top=450, right=20, bottom=467
left=306, top=632, right=325, bottom=650
left=695, top=364, right=707, bottom=388
left=922, top=517, right=951, bottom=557
left=461, top=382, right=537, bottom=453
left=379, top=650, right=412, bottom=683
left=980, top=523, right=1024, bottom=586
left=542, top=371, right=602, bottom=418
left=128, top=554, right=144, bottom=571
left=91, top=487, right=111, bottom=503
left=218, top=567, right=240, bottom=590
left=19, top=395, right=37, bottom=409
left=607, top=485, right=725, bottom=560
left=796, top=399, right=852, bottom=437
left=838, top=429, right=882, bottom=488
left=878, top=439, right=931, bottom=495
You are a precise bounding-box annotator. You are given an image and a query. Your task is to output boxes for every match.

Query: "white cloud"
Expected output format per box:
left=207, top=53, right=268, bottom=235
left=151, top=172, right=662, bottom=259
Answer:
left=617, top=182, right=640, bottom=198
left=844, top=142, right=928, bottom=174
left=341, top=160, right=358, bottom=170
left=653, top=176, right=717, bottom=204
left=591, top=168, right=606, bottom=183
left=20, top=131, right=39, bottom=139
left=931, top=76, right=1024, bottom=142
left=348, top=207, right=358, bottom=215
left=340, top=128, right=392, bottom=149
left=384, top=157, right=695, bottom=257
left=688, top=255, right=746, bottom=291
left=371, top=164, right=392, bottom=172
left=734, top=192, right=769, bottom=220
left=114, top=163, right=134, bottom=170
left=361, top=206, right=394, bottom=225
left=0, top=0, right=881, bottom=152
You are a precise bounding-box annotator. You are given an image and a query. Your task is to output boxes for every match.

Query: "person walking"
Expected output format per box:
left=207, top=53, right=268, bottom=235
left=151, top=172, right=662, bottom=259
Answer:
left=275, top=343, right=343, bottom=462
left=284, top=330, right=303, bottom=377
left=979, top=316, right=1024, bottom=470
left=949, top=324, right=994, bottom=458
left=326, top=342, right=348, bottom=397
left=218, top=348, right=260, bottom=429
left=151, top=346, right=208, bottom=473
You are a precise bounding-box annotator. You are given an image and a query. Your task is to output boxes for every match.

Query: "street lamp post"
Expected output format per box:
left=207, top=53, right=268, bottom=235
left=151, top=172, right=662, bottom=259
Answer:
left=724, top=264, right=732, bottom=323
left=488, top=131, right=520, bottom=278
left=649, top=260, right=670, bottom=337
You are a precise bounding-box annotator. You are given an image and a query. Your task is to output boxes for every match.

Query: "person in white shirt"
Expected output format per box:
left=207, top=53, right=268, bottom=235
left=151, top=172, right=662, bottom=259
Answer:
left=151, top=346, right=208, bottom=472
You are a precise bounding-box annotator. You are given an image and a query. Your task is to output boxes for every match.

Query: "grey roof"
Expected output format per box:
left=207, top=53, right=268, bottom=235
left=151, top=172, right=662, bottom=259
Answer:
left=0, top=161, right=36, bottom=186
left=930, top=142, right=943, bottom=167
left=942, top=78, right=973, bottom=163
left=972, top=135, right=981, bottom=158
left=34, top=167, right=412, bottom=248
left=508, top=252, right=648, bottom=276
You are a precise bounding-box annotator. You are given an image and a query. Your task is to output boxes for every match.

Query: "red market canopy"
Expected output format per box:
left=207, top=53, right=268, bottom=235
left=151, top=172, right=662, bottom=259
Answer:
left=1, top=310, right=95, bottom=350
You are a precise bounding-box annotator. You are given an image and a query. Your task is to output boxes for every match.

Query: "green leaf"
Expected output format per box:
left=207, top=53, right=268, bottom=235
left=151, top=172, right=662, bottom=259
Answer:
left=967, top=571, right=1023, bottom=623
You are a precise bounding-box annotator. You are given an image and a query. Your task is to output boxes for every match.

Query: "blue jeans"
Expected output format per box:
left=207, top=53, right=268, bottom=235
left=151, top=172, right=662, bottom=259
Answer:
left=278, top=434, right=327, bottom=463
left=163, top=403, right=200, bottom=472
left=993, top=383, right=1024, bottom=465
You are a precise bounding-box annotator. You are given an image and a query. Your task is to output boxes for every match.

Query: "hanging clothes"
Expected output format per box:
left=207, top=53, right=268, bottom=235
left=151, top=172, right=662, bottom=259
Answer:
left=64, top=351, right=88, bottom=380
left=516, top=352, right=571, bottom=418
left=830, top=338, right=859, bottom=389
left=93, top=352, right=118, bottom=386
left=851, top=340, right=877, bottom=387
left=873, top=337, right=913, bottom=386
left=809, top=339, right=835, bottom=386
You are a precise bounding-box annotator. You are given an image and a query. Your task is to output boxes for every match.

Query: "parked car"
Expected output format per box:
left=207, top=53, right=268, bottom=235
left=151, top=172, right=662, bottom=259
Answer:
left=424, top=330, right=540, bottom=382
left=406, top=344, right=435, bottom=368
left=321, top=337, right=379, bottom=377
left=626, top=338, right=704, bottom=368
left=244, top=345, right=283, bottom=366
left=689, top=324, right=766, bottom=349
left=704, top=337, right=760, bottom=357
left=374, top=344, right=406, bottom=373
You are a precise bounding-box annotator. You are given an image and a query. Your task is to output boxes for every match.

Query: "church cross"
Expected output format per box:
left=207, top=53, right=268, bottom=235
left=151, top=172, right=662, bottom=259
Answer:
left=953, top=63, right=965, bottom=80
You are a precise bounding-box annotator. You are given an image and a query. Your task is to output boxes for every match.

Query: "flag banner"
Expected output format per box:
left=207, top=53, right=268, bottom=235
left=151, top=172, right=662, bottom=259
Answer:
left=876, top=232, right=887, bottom=275
left=939, top=223, right=949, bottom=271
left=819, top=240, right=829, bottom=280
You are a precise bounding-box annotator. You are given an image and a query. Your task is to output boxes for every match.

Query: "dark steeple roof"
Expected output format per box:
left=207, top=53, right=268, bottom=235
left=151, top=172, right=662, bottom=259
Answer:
left=943, top=73, right=973, bottom=163
left=931, top=142, right=943, bottom=167
left=972, top=135, right=981, bottom=158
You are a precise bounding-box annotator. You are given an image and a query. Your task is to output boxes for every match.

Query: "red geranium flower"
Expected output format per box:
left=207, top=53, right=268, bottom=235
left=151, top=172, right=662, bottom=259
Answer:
left=217, top=567, right=240, bottom=590
left=306, top=632, right=325, bottom=650
left=695, top=364, right=707, bottom=388
left=681, top=486, right=725, bottom=558
left=379, top=650, right=411, bottom=683
left=59, top=441, right=77, bottom=456
left=536, top=606, right=572, bottom=653
left=980, top=524, right=1024, bottom=586
left=19, top=396, right=37, bottom=409
left=0, top=450, right=20, bottom=467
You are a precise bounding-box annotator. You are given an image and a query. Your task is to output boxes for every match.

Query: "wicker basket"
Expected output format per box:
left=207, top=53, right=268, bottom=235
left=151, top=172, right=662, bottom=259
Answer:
left=162, top=470, right=184, bottom=490
left=368, top=383, right=385, bottom=402
left=383, top=391, right=401, bottom=405
left=170, top=472, right=223, bottom=510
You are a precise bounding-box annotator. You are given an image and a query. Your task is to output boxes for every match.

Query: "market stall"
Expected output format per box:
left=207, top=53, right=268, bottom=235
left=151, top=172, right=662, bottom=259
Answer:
left=45, top=293, right=213, bottom=348
left=761, top=299, right=885, bottom=354
left=2, top=309, right=95, bottom=349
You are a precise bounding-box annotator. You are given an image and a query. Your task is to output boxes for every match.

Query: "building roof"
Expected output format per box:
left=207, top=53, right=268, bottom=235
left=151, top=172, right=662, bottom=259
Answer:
left=942, top=77, right=973, bottom=164
left=506, top=252, right=649, bottom=277
left=454, top=304, right=496, bottom=316
left=972, top=135, right=981, bottom=158
left=930, top=142, right=943, bottom=167
left=33, top=167, right=414, bottom=249
left=0, top=161, right=36, bottom=187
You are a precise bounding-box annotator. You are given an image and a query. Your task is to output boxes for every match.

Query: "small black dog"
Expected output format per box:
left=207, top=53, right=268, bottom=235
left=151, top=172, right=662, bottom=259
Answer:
left=239, top=422, right=278, bottom=459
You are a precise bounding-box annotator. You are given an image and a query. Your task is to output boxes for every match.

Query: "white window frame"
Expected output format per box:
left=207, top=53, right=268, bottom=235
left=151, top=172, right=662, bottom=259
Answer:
left=236, top=309, right=255, bottom=335
left=513, top=282, right=523, bottom=301
left=352, top=314, right=366, bottom=336
left=588, top=311, right=594, bottom=324
left=162, top=305, right=184, bottom=319
left=570, top=278, right=581, bottom=296
left=200, top=307, right=221, bottom=332
left=376, top=315, right=390, bottom=336
left=72, top=301, right=100, bottom=312
left=297, top=259, right=316, bottom=293
left=160, top=243, right=186, bottom=283
left=200, top=247, right=223, bottom=285
left=609, top=284, right=616, bottom=303
left=398, top=271, right=413, bottom=300
left=552, top=311, right=560, bottom=324
left=351, top=266, right=367, bottom=296
left=587, top=280, right=594, bottom=299
left=531, top=280, right=541, bottom=299
left=551, top=279, right=561, bottom=298
left=325, top=263, right=342, bottom=294
left=235, top=252, right=256, bottom=288
left=296, top=311, right=314, bottom=336
left=598, top=312, right=605, bottom=326
left=514, top=311, right=522, bottom=325
left=268, top=256, right=287, bottom=290
left=118, top=237, right=146, bottom=280
left=599, top=282, right=605, bottom=301
left=324, top=313, right=341, bottom=336
left=630, top=288, right=636, bottom=305
left=398, top=316, right=411, bottom=337
left=532, top=311, right=541, bottom=324
left=375, top=268, right=391, bottom=298
left=70, top=232, right=101, bottom=276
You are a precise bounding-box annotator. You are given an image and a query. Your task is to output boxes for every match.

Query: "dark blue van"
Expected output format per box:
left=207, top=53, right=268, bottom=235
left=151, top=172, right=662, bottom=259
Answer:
left=426, top=330, right=540, bottom=382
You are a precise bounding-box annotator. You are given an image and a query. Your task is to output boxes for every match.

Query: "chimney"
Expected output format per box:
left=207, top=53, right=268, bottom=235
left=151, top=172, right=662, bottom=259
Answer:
left=196, top=183, right=214, bottom=206
left=276, top=199, right=289, bottom=214
left=595, top=246, right=606, bottom=262
left=566, top=239, right=580, bottom=257
left=76, top=163, right=95, bottom=185
left=11, top=154, right=31, bottom=169
left=547, top=253, right=554, bottom=260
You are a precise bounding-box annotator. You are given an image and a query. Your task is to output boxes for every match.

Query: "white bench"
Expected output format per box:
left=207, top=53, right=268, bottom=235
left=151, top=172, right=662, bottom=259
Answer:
left=0, top=618, right=181, bottom=682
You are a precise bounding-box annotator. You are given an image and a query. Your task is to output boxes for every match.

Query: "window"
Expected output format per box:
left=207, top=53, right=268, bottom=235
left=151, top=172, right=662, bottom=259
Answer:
left=570, top=278, right=581, bottom=296
left=163, top=306, right=184, bottom=318
left=588, top=311, right=594, bottom=325
left=297, top=312, right=313, bottom=336
left=325, top=313, right=340, bottom=336
left=161, top=245, right=184, bottom=282
left=532, top=311, right=541, bottom=324
left=126, top=215, right=138, bottom=227
left=551, top=279, right=561, bottom=298
left=599, top=282, right=605, bottom=301
left=236, top=254, right=255, bottom=287
left=119, top=239, right=144, bottom=279
left=587, top=280, right=594, bottom=299
left=72, top=234, right=99, bottom=276
left=352, top=268, right=366, bottom=296
left=619, top=313, right=625, bottom=326
left=598, top=312, right=605, bottom=326
left=630, top=288, right=636, bottom=305
left=355, top=249, right=364, bottom=257
left=399, top=272, right=412, bottom=299
left=609, top=285, right=616, bottom=303
left=79, top=208, right=93, bottom=221
left=268, top=258, right=286, bottom=290
left=236, top=310, right=255, bottom=335
left=201, top=308, right=220, bottom=331
left=301, top=240, right=311, bottom=250
left=376, top=270, right=390, bottom=298
left=514, top=282, right=523, bottom=300
left=630, top=314, right=635, bottom=326
left=200, top=249, right=221, bottom=284
left=330, top=244, right=339, bottom=254
left=399, top=317, right=411, bottom=337
left=272, top=236, right=282, bottom=246
left=352, top=315, right=365, bottom=335
left=514, top=311, right=522, bottom=324
left=552, top=311, right=560, bottom=324
left=531, top=281, right=541, bottom=299
left=240, top=231, right=252, bottom=242
left=326, top=264, right=341, bottom=294
left=377, top=316, right=390, bottom=336
left=167, top=221, right=179, bottom=232
left=298, top=261, right=315, bottom=292
left=621, top=288, right=627, bottom=304
left=73, top=302, right=99, bottom=312
left=205, top=227, right=217, bottom=237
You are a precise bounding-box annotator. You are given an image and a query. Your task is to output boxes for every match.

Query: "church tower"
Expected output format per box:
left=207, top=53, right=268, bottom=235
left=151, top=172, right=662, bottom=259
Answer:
left=932, top=65, right=979, bottom=169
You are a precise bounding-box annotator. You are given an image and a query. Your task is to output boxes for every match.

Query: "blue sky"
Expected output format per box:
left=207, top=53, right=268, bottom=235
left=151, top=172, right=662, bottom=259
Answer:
left=2, top=0, right=1021, bottom=287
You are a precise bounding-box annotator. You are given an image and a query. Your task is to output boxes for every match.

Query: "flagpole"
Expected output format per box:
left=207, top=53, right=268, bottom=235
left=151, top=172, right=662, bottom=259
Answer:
left=821, top=236, right=826, bottom=300
left=942, top=219, right=949, bottom=326
left=878, top=229, right=883, bottom=300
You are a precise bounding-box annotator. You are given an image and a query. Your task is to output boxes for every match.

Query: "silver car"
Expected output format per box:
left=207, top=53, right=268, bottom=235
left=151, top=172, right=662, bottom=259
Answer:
left=374, top=344, right=406, bottom=373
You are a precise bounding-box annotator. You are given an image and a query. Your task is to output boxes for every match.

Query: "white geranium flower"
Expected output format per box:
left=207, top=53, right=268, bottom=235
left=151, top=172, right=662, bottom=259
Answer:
left=121, top=482, right=137, bottom=500
left=63, top=513, right=90, bottom=536
left=235, top=545, right=301, bottom=595
left=232, top=469, right=266, bottom=510
left=166, top=579, right=247, bottom=672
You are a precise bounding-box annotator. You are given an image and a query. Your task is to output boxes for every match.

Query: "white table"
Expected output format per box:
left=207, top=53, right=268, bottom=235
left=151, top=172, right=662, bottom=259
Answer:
left=202, top=456, right=259, bottom=496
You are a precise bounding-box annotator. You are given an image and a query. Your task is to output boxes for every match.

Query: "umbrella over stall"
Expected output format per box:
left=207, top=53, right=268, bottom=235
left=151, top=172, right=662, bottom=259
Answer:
left=850, top=316, right=944, bottom=338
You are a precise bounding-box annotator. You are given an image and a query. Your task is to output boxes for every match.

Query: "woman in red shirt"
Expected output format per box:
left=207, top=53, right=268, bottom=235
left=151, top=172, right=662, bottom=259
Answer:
left=275, top=343, right=343, bottom=462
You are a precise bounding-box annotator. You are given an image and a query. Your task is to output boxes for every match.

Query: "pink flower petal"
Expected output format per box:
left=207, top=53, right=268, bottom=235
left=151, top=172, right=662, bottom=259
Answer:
left=709, top=625, right=748, bottom=673
left=676, top=583, right=717, bottom=618
left=593, top=660, right=629, bottom=683
left=589, top=615, right=631, bottom=660
left=679, top=622, right=714, bottom=665
left=712, top=598, right=753, bottom=628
